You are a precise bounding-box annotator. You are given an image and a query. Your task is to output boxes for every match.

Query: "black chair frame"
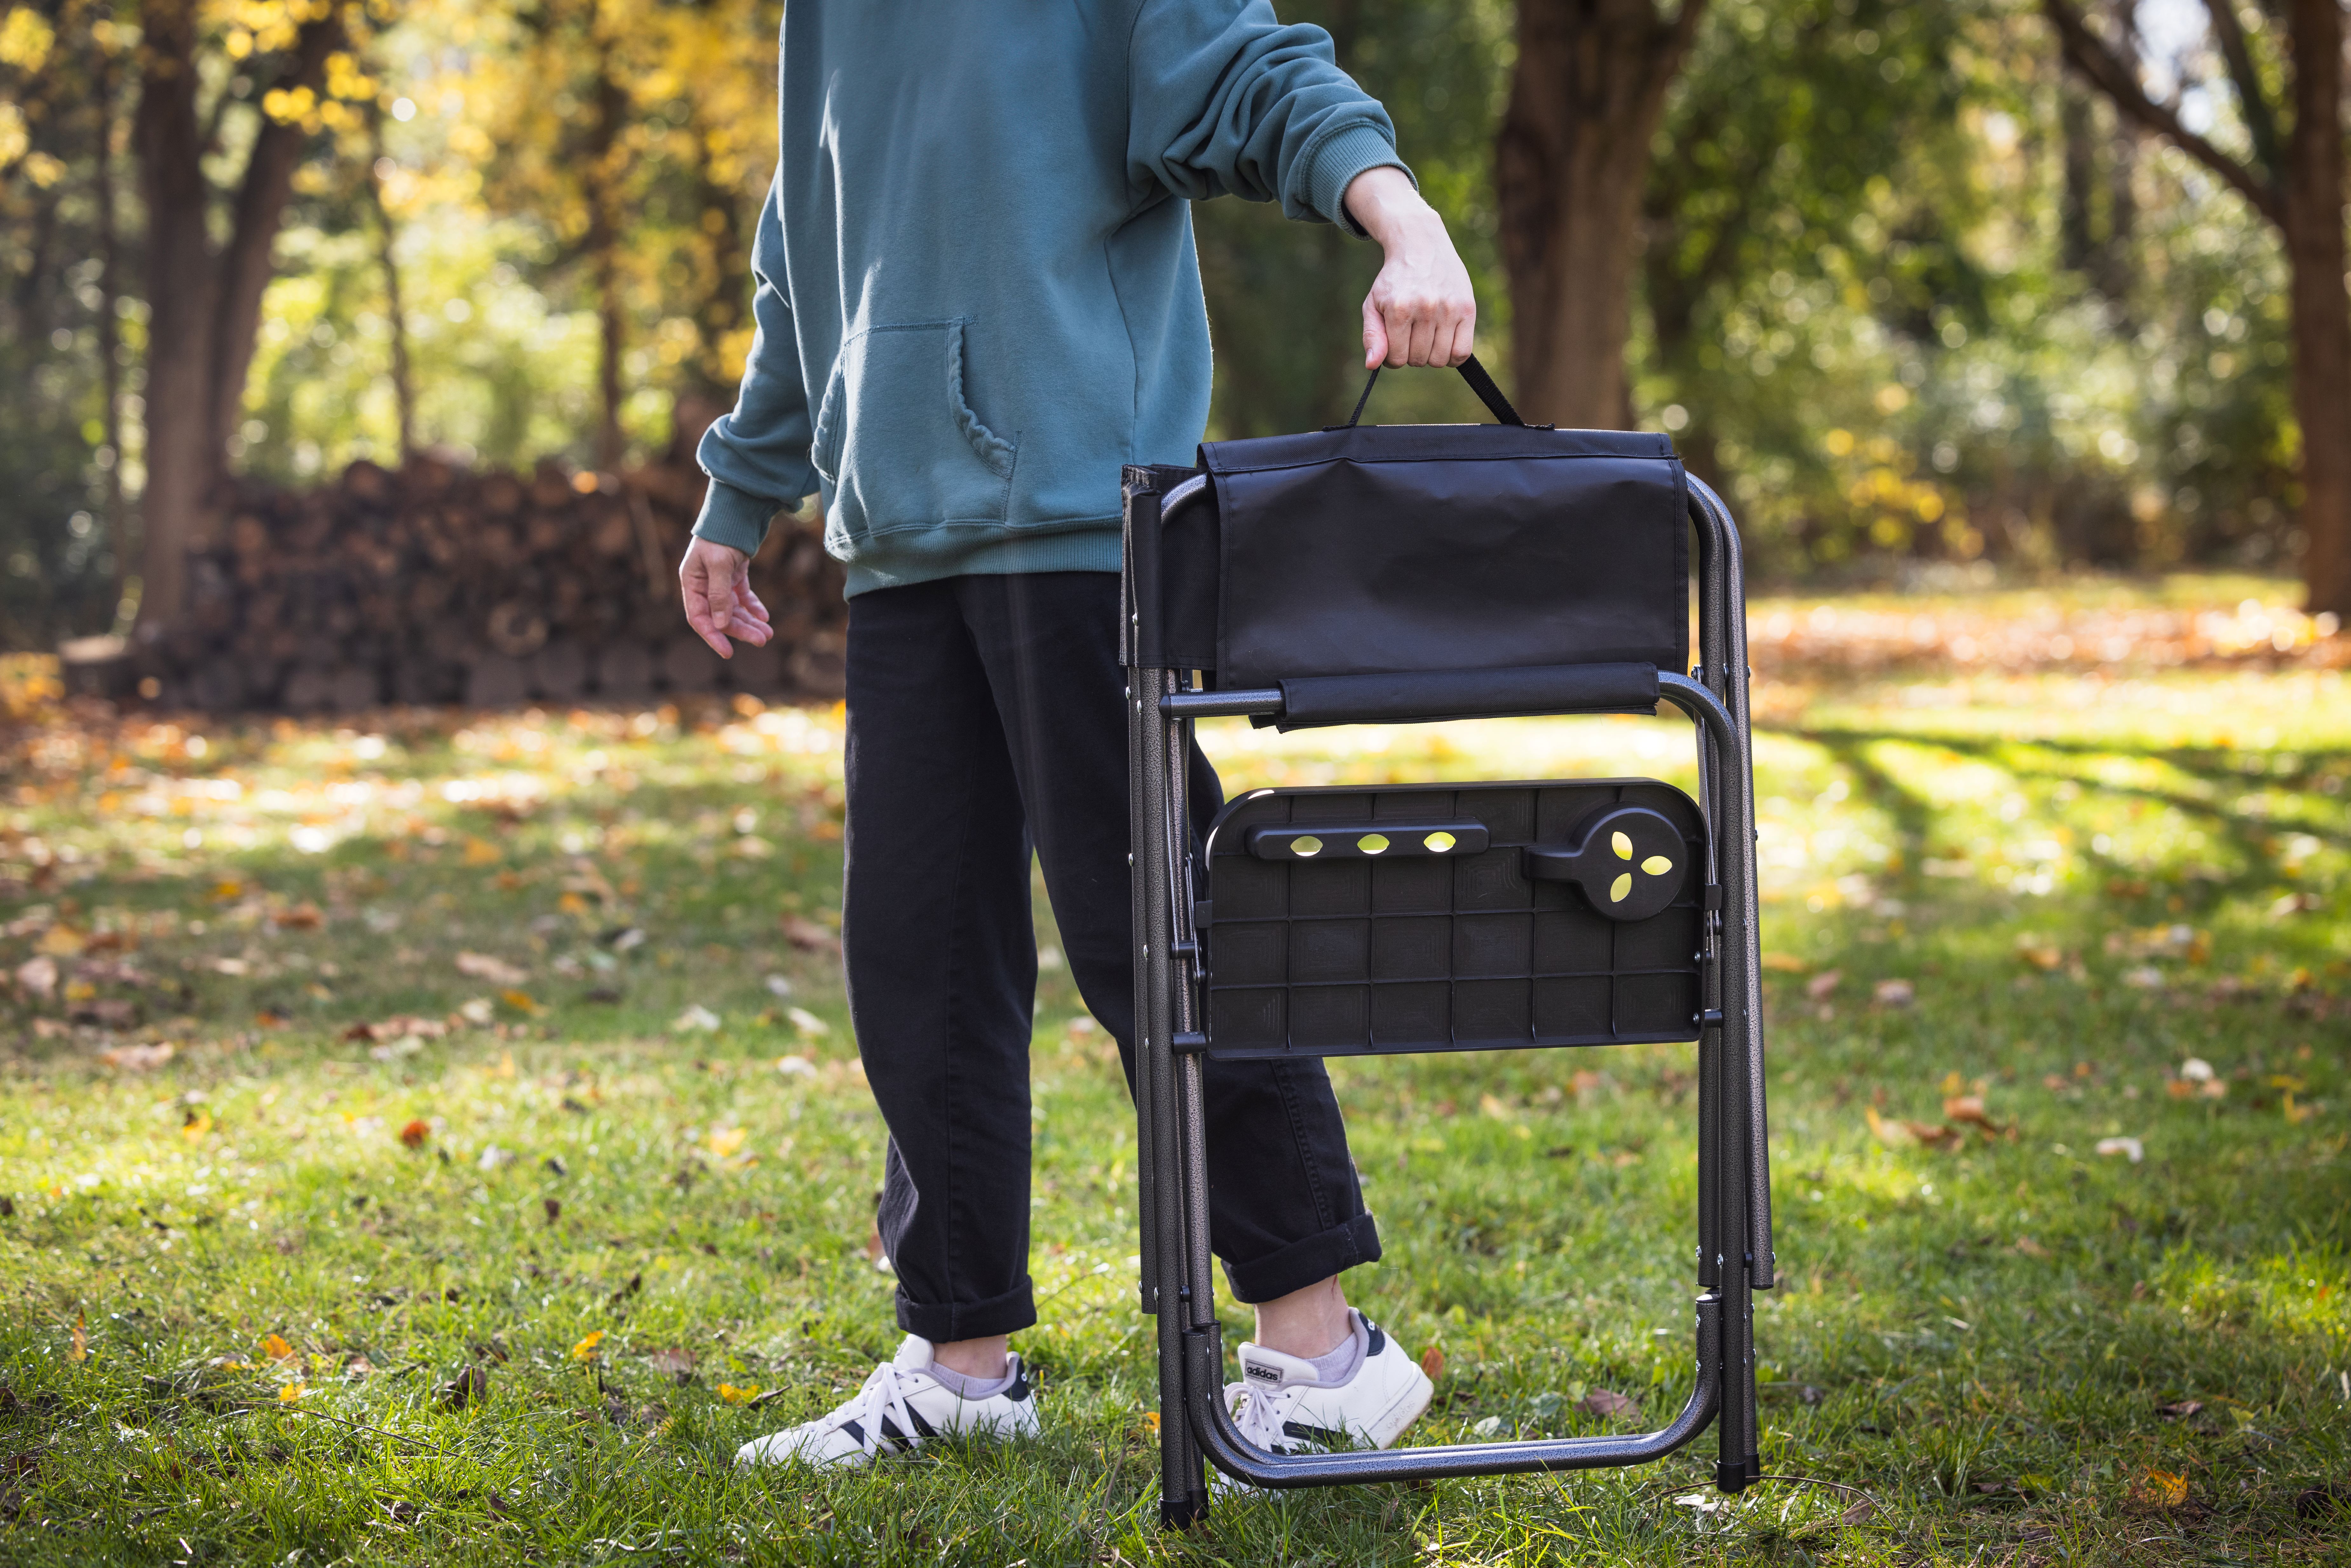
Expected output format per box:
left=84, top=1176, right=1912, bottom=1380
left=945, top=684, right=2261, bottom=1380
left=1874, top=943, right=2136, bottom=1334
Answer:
left=1122, top=463, right=1773, bottom=1527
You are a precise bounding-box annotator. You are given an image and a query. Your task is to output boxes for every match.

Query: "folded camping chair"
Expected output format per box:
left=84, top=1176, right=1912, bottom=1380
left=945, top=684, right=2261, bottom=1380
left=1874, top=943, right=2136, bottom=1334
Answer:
left=1121, top=359, right=1773, bottom=1526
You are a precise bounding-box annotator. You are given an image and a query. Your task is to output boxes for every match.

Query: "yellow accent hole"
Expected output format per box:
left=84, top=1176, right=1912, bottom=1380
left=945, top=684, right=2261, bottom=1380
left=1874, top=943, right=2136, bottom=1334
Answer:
left=1356, top=833, right=1390, bottom=855
left=1641, top=855, right=1673, bottom=876
left=1609, top=872, right=1633, bottom=902
left=1612, top=830, right=1633, bottom=860
left=1423, top=831, right=1456, bottom=853
left=1290, top=836, right=1323, bottom=857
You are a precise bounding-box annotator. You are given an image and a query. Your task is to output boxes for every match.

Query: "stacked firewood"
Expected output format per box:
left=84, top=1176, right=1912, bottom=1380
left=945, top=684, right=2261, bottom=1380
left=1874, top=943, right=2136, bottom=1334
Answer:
left=123, top=456, right=846, bottom=712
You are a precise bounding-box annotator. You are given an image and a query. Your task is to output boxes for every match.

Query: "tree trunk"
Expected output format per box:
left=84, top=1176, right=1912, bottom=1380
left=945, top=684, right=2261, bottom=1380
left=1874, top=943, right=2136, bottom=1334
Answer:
left=2283, top=0, right=2349, bottom=618
left=2045, top=0, right=2345, bottom=615
left=94, top=37, right=127, bottom=622
left=129, top=0, right=343, bottom=632
left=365, top=110, right=416, bottom=466
left=203, top=14, right=343, bottom=463
left=688, top=118, right=748, bottom=403
left=1496, top=0, right=1705, bottom=430
left=131, top=0, right=213, bottom=632
left=585, top=38, right=629, bottom=472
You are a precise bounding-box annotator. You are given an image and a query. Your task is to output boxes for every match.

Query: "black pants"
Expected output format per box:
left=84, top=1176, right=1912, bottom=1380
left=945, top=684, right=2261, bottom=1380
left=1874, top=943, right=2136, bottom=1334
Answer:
left=843, top=571, right=1379, bottom=1342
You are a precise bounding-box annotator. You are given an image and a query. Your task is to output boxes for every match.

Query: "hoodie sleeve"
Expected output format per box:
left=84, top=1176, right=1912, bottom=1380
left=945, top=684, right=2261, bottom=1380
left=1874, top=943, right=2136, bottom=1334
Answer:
left=692, top=173, right=815, bottom=557
left=1128, top=0, right=1412, bottom=236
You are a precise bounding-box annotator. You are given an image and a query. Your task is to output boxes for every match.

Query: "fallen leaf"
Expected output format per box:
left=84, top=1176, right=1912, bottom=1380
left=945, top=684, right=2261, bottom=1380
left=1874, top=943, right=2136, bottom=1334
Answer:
left=1839, top=1497, right=1875, bottom=1525
left=455, top=952, right=528, bottom=986
left=672, top=1004, right=722, bottom=1033
left=438, top=1363, right=489, bottom=1411
left=462, top=838, right=502, bottom=867
left=498, top=988, right=541, bottom=1016
left=260, top=1334, right=296, bottom=1362
left=2294, top=1481, right=2351, bottom=1518
left=181, top=1108, right=212, bottom=1144
left=717, top=1382, right=762, bottom=1405
left=785, top=1006, right=829, bottom=1037
left=2013, top=1236, right=2051, bottom=1259
left=98, top=1042, right=175, bottom=1071
left=781, top=915, right=838, bottom=954
left=571, top=1331, right=605, bottom=1362
left=14, top=955, right=57, bottom=1000
left=273, top=903, right=324, bottom=931
left=647, top=1348, right=696, bottom=1382
left=1578, top=1388, right=1639, bottom=1418
left=2135, top=1468, right=2189, bottom=1509
left=1942, top=1094, right=2007, bottom=1135
left=1143, top=1410, right=1161, bottom=1434
left=2179, top=1057, right=2215, bottom=1082
left=342, top=1015, right=448, bottom=1044
left=398, top=1119, right=431, bottom=1149
left=1805, top=969, right=1842, bottom=1001
left=1873, top=978, right=1915, bottom=1007
left=708, top=1126, right=747, bottom=1158
left=2158, top=1399, right=2204, bottom=1420
left=278, top=1382, right=306, bottom=1403
left=36, top=926, right=86, bottom=957
left=1479, top=1093, right=1514, bottom=1121
left=456, top=997, right=494, bottom=1025
left=69, top=1314, right=85, bottom=1364
left=1864, top=1106, right=1910, bottom=1147
left=1419, top=1346, right=1446, bottom=1383
left=543, top=1197, right=561, bottom=1225
left=73, top=996, right=138, bottom=1028
left=2015, top=939, right=2065, bottom=971
left=2095, top=1136, right=2145, bottom=1163
left=1760, top=952, right=1807, bottom=973
left=776, top=1055, right=817, bottom=1078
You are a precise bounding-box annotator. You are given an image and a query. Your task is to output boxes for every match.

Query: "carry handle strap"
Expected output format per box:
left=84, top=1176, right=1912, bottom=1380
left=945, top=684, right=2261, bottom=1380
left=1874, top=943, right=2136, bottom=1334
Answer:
left=1344, top=353, right=1526, bottom=429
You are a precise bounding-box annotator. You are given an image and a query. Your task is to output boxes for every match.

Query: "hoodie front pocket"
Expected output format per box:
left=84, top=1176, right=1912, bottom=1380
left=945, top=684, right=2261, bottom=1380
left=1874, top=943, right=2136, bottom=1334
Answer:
left=810, top=320, right=1019, bottom=548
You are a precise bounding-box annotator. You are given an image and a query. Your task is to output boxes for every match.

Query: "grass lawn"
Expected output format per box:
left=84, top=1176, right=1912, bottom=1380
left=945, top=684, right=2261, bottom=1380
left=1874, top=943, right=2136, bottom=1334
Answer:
left=0, top=576, right=2344, bottom=1565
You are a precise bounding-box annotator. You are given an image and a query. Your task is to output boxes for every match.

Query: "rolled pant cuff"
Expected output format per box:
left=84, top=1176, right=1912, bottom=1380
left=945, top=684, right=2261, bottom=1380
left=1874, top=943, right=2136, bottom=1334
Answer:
left=894, top=1278, right=1037, bottom=1343
left=1221, top=1211, right=1382, bottom=1304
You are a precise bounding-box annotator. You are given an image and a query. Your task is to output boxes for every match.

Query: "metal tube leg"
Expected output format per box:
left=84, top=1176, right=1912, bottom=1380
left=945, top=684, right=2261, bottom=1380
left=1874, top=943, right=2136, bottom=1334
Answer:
left=1133, top=667, right=1205, bottom=1526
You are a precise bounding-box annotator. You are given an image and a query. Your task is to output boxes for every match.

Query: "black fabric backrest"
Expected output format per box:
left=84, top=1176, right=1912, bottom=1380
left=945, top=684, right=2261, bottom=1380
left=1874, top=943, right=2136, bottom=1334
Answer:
left=1158, top=426, right=1689, bottom=690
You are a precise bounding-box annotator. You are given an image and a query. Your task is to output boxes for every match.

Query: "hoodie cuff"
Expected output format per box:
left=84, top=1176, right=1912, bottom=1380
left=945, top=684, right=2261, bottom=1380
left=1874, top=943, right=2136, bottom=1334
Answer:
left=1308, top=124, right=1414, bottom=238
left=691, top=478, right=783, bottom=558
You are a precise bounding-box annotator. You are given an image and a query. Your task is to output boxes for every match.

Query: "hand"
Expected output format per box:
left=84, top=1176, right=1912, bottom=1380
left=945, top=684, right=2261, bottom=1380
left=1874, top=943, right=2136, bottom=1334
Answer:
left=679, top=537, right=774, bottom=658
left=1343, top=166, right=1476, bottom=369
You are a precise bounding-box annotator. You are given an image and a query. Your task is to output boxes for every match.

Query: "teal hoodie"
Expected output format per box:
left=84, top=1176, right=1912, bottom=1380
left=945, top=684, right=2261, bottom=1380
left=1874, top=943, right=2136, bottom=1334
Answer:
left=689, top=0, right=1408, bottom=596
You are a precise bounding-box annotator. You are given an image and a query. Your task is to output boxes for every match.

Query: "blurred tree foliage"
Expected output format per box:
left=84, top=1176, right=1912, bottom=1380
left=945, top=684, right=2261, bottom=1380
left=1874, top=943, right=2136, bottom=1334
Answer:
left=0, top=0, right=2322, bottom=649
left=1194, top=0, right=1518, bottom=435
left=1639, top=0, right=2301, bottom=580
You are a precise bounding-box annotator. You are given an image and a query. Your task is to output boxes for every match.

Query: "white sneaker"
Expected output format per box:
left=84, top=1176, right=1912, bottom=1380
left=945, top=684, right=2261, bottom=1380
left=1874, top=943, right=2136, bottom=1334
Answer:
left=733, top=1335, right=1039, bottom=1470
left=1223, top=1312, right=1433, bottom=1461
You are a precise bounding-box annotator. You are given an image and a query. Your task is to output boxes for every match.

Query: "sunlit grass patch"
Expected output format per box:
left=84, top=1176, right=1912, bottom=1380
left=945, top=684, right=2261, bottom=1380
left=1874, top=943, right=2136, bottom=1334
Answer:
left=0, top=622, right=2344, bottom=1562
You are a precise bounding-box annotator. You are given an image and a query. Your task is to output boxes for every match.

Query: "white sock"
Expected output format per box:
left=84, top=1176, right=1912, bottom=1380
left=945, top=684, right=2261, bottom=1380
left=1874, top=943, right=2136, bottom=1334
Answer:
left=927, top=1358, right=1015, bottom=1400
left=1304, top=1311, right=1368, bottom=1386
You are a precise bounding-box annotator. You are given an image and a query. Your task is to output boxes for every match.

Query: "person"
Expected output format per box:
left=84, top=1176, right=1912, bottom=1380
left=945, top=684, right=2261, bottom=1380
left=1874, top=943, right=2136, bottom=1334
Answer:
left=677, top=0, right=1479, bottom=1472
